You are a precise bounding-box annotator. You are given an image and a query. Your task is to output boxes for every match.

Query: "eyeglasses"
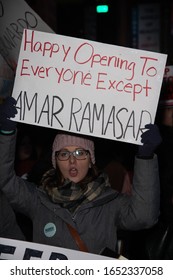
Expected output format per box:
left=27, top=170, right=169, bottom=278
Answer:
left=55, top=149, right=89, bottom=161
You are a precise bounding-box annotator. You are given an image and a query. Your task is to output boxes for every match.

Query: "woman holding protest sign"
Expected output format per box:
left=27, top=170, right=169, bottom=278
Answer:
left=0, top=96, right=161, bottom=258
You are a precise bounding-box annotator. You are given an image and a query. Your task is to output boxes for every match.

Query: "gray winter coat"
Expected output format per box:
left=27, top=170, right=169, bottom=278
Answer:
left=0, top=190, right=25, bottom=240
left=0, top=132, right=160, bottom=255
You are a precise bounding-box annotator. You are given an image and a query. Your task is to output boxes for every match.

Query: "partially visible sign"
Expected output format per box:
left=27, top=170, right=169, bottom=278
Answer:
left=12, top=29, right=167, bottom=144
left=159, top=66, right=173, bottom=107
left=0, top=0, right=54, bottom=70
left=0, top=54, right=14, bottom=99
left=0, top=238, right=113, bottom=260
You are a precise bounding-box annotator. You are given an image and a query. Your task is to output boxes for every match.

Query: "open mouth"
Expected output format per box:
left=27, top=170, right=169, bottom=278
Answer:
left=69, top=168, right=78, bottom=177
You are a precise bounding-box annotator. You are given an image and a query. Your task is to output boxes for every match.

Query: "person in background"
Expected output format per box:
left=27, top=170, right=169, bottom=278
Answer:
left=0, top=97, right=162, bottom=258
left=0, top=190, right=25, bottom=240
left=14, top=129, right=38, bottom=179
left=157, top=106, right=173, bottom=224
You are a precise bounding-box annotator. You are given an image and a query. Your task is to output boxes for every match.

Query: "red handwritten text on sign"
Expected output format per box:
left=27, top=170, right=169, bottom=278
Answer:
left=19, top=30, right=159, bottom=102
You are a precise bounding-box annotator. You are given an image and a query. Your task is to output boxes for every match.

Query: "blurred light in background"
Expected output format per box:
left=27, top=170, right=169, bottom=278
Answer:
left=96, top=5, right=109, bottom=13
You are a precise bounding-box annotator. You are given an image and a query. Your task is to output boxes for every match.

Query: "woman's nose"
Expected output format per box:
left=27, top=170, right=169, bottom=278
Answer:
left=69, top=154, right=76, bottom=163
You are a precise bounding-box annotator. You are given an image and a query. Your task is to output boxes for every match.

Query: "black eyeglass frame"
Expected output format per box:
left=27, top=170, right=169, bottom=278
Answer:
left=55, top=149, right=90, bottom=161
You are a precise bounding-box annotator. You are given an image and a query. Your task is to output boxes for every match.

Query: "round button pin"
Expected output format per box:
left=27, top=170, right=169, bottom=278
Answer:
left=44, top=222, right=56, bottom=237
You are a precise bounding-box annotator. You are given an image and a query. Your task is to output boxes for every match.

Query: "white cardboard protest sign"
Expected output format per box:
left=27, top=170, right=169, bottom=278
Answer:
left=0, top=0, right=54, bottom=70
left=0, top=238, right=113, bottom=260
left=12, top=29, right=167, bottom=144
